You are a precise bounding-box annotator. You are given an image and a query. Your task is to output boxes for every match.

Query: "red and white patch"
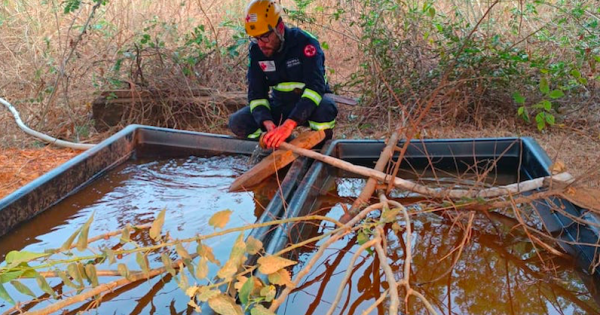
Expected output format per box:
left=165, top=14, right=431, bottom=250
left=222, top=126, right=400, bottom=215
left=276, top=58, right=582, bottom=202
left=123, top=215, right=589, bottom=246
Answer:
left=258, top=61, right=276, bottom=72
left=245, top=13, right=257, bottom=23
left=304, top=44, right=317, bottom=57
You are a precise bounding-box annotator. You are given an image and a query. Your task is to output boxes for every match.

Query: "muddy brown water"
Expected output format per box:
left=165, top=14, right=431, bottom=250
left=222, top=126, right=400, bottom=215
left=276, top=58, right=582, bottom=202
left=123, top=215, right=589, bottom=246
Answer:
left=0, top=155, right=281, bottom=314
left=277, top=176, right=600, bottom=315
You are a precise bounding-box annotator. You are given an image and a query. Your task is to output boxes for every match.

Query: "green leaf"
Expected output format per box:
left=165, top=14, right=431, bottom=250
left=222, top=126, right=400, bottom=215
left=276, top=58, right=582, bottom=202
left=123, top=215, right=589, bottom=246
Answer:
left=57, top=270, right=78, bottom=289
left=545, top=113, right=555, bottom=125
left=136, top=252, right=150, bottom=277
left=61, top=227, right=81, bottom=251
left=105, top=249, right=116, bottom=265
left=321, top=41, right=329, bottom=50
left=251, top=305, right=276, bottom=315
left=120, top=224, right=132, bottom=244
left=549, top=89, right=564, bottom=99
left=63, top=0, right=82, bottom=14
left=77, top=213, right=94, bottom=251
left=5, top=251, right=49, bottom=267
left=539, top=77, right=550, bottom=94
left=176, top=243, right=192, bottom=261
left=428, top=7, right=436, bottom=18
left=536, top=113, right=546, bottom=131
left=257, top=256, right=297, bottom=275
left=67, top=263, right=84, bottom=287
left=0, top=283, right=15, bottom=305
left=118, top=263, right=131, bottom=280
left=149, top=208, right=166, bottom=241
left=357, top=230, right=369, bottom=245
left=517, top=106, right=525, bottom=116
left=238, top=276, right=255, bottom=305
left=260, top=285, right=276, bottom=302
left=519, top=106, right=530, bottom=122
left=540, top=100, right=552, bottom=111
left=10, top=280, right=36, bottom=298
left=536, top=112, right=545, bottom=123
left=209, top=210, right=232, bottom=229
left=0, top=270, right=25, bottom=284
left=512, top=91, right=526, bottom=104
left=161, top=253, right=177, bottom=277
left=36, top=275, right=56, bottom=299
left=78, top=263, right=89, bottom=284
left=570, top=69, right=582, bottom=78
left=85, top=264, right=99, bottom=288
left=208, top=294, right=243, bottom=315
left=246, top=236, right=263, bottom=255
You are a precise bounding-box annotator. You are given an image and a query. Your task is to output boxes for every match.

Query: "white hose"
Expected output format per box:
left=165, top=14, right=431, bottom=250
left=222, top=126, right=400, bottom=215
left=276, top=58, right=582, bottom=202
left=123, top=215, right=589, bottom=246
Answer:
left=0, top=96, right=95, bottom=150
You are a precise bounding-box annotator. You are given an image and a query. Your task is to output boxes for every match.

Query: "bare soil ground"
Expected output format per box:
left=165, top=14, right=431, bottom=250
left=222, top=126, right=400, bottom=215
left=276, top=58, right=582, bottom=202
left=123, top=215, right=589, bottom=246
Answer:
left=2, top=103, right=598, bottom=200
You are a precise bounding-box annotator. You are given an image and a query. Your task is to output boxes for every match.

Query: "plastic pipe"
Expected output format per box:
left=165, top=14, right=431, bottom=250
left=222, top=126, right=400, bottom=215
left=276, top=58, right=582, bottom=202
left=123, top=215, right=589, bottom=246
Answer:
left=0, top=96, right=95, bottom=150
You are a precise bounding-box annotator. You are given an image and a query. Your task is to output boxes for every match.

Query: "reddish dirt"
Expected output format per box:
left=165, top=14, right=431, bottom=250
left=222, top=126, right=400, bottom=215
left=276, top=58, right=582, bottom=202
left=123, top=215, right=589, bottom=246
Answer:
left=0, top=147, right=79, bottom=199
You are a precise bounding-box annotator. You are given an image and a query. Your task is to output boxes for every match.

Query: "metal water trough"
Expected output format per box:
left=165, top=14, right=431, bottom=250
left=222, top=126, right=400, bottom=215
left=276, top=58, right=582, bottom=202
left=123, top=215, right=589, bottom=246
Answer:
left=264, top=137, right=600, bottom=312
left=2, top=129, right=599, bottom=313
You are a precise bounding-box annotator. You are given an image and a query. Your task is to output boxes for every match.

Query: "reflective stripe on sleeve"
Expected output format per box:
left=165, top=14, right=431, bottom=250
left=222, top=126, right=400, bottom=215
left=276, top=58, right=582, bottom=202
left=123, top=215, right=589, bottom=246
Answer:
left=247, top=128, right=263, bottom=139
left=272, top=82, right=306, bottom=92
left=250, top=99, right=270, bottom=112
left=308, top=119, right=335, bottom=130
left=302, top=88, right=322, bottom=106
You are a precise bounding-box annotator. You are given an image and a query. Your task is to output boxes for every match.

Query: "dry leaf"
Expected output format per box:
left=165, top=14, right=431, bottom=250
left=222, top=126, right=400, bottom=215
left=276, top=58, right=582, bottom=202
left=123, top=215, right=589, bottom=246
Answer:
left=196, top=257, right=209, bottom=279
left=196, top=286, right=220, bottom=302
left=246, top=236, right=263, bottom=255
left=208, top=294, right=243, bottom=315
left=257, top=256, right=297, bottom=275
left=550, top=161, right=566, bottom=174
left=234, top=275, right=248, bottom=291
left=217, top=260, right=238, bottom=280
left=251, top=305, right=276, bottom=315
left=149, top=208, right=166, bottom=241
left=209, top=210, right=233, bottom=229
left=267, top=269, right=292, bottom=286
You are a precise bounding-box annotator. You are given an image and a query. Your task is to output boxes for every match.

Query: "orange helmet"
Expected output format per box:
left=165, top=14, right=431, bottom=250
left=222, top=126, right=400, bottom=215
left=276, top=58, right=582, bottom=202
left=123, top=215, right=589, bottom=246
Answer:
left=244, top=0, right=282, bottom=37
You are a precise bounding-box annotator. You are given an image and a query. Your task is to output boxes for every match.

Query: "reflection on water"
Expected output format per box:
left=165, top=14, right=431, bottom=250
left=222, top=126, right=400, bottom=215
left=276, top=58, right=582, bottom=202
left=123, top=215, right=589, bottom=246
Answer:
left=0, top=155, right=273, bottom=314
left=278, top=178, right=600, bottom=315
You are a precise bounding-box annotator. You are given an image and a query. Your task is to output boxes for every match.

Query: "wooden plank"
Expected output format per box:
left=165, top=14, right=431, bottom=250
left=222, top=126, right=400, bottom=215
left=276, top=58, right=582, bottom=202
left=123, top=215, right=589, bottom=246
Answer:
left=229, top=130, right=325, bottom=192
left=324, top=93, right=358, bottom=106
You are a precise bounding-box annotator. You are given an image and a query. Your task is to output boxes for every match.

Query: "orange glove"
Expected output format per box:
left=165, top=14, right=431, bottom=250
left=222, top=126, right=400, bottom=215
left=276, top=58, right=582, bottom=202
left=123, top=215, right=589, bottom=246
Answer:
left=263, top=119, right=297, bottom=149
left=263, top=120, right=276, bottom=132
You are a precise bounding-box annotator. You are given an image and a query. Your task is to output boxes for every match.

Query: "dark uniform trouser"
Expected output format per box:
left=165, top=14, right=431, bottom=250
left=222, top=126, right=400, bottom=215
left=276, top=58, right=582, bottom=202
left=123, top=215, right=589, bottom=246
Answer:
left=228, top=95, right=338, bottom=139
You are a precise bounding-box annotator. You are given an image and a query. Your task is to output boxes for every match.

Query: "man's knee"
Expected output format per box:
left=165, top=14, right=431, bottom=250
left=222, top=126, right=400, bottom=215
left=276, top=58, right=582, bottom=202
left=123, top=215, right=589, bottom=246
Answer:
left=318, top=96, right=338, bottom=120
left=307, top=96, right=338, bottom=131
left=228, top=109, right=252, bottom=138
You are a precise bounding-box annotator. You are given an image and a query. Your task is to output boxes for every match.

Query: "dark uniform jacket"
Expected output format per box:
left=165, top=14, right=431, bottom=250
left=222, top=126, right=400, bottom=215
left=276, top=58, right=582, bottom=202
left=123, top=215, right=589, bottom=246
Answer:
left=247, top=26, right=331, bottom=127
